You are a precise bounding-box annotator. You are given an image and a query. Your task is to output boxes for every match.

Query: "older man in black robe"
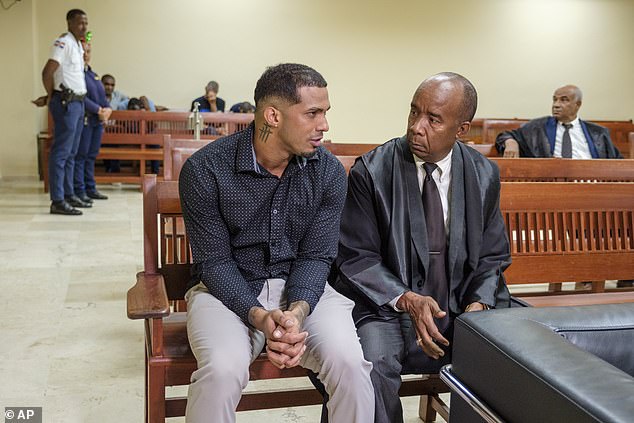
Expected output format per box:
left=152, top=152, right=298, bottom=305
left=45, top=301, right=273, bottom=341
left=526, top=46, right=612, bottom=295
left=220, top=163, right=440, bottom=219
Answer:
left=331, top=72, right=511, bottom=423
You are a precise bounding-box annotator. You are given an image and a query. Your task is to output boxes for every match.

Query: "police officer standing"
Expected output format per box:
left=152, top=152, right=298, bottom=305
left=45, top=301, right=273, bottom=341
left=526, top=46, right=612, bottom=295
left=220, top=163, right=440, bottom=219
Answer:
left=42, top=9, right=92, bottom=215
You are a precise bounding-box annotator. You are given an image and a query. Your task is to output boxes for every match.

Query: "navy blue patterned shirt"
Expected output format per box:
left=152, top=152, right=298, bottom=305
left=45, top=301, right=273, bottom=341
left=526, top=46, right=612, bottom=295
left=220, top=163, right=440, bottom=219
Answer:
left=179, top=123, right=347, bottom=324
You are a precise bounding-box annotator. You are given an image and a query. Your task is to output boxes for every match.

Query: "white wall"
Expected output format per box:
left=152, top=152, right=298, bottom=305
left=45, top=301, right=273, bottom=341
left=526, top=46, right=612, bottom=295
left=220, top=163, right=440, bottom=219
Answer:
left=1, top=0, right=633, bottom=177
left=0, top=0, right=38, bottom=178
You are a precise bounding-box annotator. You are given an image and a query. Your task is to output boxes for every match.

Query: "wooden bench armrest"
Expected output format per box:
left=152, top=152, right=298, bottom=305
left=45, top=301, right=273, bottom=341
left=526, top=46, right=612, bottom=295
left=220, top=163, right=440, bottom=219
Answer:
left=127, top=271, right=171, bottom=320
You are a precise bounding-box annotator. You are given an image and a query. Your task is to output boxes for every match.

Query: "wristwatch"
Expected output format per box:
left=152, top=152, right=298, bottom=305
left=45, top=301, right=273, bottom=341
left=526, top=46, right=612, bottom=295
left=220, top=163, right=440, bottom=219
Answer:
left=465, top=302, right=490, bottom=312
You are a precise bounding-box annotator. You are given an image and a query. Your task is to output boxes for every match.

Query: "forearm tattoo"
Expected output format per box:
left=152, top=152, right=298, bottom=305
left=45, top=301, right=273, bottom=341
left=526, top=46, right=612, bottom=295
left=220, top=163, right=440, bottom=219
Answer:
left=258, top=122, right=273, bottom=143
left=289, top=300, right=310, bottom=325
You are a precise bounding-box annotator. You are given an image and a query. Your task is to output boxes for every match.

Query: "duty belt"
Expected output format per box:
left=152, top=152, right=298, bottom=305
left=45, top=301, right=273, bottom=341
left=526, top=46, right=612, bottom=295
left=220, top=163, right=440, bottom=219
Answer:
left=53, top=89, right=86, bottom=102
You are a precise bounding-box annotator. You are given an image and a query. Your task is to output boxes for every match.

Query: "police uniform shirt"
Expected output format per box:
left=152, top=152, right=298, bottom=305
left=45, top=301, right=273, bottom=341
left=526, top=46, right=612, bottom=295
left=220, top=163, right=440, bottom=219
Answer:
left=49, top=32, right=86, bottom=94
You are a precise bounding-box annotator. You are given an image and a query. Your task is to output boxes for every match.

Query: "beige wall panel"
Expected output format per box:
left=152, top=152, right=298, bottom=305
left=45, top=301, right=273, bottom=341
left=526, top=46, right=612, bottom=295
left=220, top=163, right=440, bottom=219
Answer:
left=1, top=0, right=632, bottom=177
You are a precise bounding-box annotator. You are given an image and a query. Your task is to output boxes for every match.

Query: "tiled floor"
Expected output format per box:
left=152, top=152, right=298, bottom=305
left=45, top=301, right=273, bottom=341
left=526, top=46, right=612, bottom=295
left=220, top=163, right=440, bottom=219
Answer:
left=0, top=178, right=446, bottom=422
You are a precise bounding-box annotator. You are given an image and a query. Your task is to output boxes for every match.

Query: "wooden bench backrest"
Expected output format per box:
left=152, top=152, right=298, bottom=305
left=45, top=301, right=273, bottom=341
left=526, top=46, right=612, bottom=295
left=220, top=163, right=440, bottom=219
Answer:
left=492, top=158, right=634, bottom=182
left=500, top=182, right=634, bottom=284
left=163, top=135, right=214, bottom=180
left=322, top=142, right=380, bottom=156
left=465, top=143, right=497, bottom=157
left=598, top=121, right=634, bottom=158
left=145, top=175, right=634, bottom=300
left=143, top=175, right=191, bottom=300
left=481, top=119, right=528, bottom=144
left=103, top=111, right=253, bottom=144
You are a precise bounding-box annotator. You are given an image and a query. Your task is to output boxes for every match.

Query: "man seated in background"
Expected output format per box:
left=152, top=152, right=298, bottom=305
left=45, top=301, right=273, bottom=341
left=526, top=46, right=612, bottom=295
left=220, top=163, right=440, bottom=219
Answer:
left=495, top=84, right=630, bottom=288
left=229, top=101, right=256, bottom=113
left=190, top=80, right=225, bottom=112
left=101, top=73, right=167, bottom=111
left=495, top=84, right=622, bottom=159
left=100, top=74, right=166, bottom=173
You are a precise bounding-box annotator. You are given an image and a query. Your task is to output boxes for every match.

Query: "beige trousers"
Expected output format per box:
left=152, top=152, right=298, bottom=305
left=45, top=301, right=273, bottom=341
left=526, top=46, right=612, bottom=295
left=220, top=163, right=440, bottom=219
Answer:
left=185, top=279, right=374, bottom=423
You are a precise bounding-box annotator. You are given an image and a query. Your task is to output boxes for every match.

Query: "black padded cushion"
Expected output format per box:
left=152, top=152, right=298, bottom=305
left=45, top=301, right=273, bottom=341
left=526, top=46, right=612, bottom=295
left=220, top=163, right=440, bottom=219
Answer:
left=451, top=304, right=634, bottom=423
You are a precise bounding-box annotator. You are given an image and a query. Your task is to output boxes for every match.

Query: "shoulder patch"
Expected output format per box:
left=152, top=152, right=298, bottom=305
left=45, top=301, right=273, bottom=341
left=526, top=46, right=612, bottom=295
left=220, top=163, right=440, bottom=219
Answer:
left=53, top=40, right=66, bottom=49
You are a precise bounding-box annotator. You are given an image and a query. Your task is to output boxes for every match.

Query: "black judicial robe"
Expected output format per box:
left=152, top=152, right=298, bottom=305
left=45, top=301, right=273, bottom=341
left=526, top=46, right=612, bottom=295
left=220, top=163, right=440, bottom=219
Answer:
left=495, top=116, right=623, bottom=159
left=331, top=136, right=511, bottom=326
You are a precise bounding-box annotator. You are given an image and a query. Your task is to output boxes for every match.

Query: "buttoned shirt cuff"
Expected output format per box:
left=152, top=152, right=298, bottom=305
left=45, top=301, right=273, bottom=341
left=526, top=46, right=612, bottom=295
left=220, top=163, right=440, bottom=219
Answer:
left=287, top=287, right=322, bottom=316
left=389, top=294, right=406, bottom=312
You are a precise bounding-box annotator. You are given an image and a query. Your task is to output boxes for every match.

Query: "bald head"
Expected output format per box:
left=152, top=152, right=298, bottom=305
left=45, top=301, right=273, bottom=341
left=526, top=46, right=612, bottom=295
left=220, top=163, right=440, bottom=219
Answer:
left=418, top=72, right=478, bottom=123
left=557, top=84, right=583, bottom=101
left=407, top=72, right=476, bottom=162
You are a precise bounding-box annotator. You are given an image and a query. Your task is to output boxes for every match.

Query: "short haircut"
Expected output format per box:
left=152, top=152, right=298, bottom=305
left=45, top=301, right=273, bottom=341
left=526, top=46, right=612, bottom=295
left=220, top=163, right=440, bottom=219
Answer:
left=66, top=9, right=86, bottom=21
left=425, top=72, right=478, bottom=122
left=101, top=74, right=115, bottom=83
left=205, top=81, right=219, bottom=93
left=254, top=63, right=327, bottom=108
left=127, top=98, right=144, bottom=110
left=569, top=85, right=583, bottom=102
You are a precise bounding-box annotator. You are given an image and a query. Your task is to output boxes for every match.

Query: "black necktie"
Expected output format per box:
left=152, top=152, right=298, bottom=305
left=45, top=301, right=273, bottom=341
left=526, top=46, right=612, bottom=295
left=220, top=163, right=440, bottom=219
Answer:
left=561, top=123, right=573, bottom=158
left=421, top=162, right=449, bottom=332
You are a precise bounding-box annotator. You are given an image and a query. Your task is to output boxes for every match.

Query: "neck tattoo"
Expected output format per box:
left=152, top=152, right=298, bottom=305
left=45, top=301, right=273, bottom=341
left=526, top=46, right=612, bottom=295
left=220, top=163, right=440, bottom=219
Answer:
left=258, top=122, right=273, bottom=143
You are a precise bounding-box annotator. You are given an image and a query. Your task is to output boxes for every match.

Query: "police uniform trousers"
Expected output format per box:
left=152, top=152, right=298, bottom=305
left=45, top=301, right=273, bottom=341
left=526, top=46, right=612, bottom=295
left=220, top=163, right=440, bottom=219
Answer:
left=74, top=118, right=104, bottom=196
left=48, top=93, right=84, bottom=202
left=185, top=279, right=375, bottom=423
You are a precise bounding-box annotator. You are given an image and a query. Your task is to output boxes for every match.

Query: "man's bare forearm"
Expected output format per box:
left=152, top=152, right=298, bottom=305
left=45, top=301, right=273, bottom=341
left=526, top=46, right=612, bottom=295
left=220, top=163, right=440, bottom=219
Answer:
left=248, top=305, right=267, bottom=329
left=288, top=300, right=309, bottom=326
left=42, top=60, right=59, bottom=97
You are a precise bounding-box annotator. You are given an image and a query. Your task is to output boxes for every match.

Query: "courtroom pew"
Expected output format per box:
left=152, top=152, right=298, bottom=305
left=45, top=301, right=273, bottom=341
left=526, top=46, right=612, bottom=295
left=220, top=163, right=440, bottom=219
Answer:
left=600, top=120, right=634, bottom=158
left=500, top=182, right=634, bottom=302
left=162, top=136, right=214, bottom=181
left=128, top=177, right=634, bottom=422
left=492, top=158, right=634, bottom=182
left=42, top=111, right=254, bottom=191
left=127, top=174, right=449, bottom=423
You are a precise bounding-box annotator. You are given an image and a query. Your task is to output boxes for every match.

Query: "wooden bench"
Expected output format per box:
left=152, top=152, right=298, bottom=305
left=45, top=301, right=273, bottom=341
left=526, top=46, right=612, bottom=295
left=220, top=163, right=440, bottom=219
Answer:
left=42, top=111, right=254, bottom=191
left=480, top=118, right=529, bottom=144
left=600, top=121, right=634, bottom=158
left=162, top=136, right=214, bottom=181
left=499, top=182, right=634, bottom=304
left=127, top=174, right=450, bottom=423
left=492, top=158, right=634, bottom=182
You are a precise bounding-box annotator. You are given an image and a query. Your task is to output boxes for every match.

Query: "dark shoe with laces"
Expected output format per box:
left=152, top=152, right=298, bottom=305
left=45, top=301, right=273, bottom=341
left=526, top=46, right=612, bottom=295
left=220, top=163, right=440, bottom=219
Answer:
left=77, top=193, right=94, bottom=204
left=87, top=190, right=108, bottom=200
left=50, top=200, right=82, bottom=216
left=66, top=195, right=92, bottom=208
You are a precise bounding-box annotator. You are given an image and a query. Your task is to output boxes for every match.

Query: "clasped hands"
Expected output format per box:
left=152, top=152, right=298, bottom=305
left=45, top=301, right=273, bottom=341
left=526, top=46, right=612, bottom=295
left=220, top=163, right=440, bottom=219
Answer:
left=249, top=302, right=309, bottom=369
left=396, top=291, right=485, bottom=360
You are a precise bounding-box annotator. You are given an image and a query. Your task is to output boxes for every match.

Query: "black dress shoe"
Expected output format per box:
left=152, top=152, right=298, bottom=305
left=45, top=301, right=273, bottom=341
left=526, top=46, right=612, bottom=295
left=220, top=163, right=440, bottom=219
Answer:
left=66, top=195, right=92, bottom=208
left=50, top=200, right=82, bottom=216
left=77, top=193, right=94, bottom=204
left=87, top=190, right=108, bottom=200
